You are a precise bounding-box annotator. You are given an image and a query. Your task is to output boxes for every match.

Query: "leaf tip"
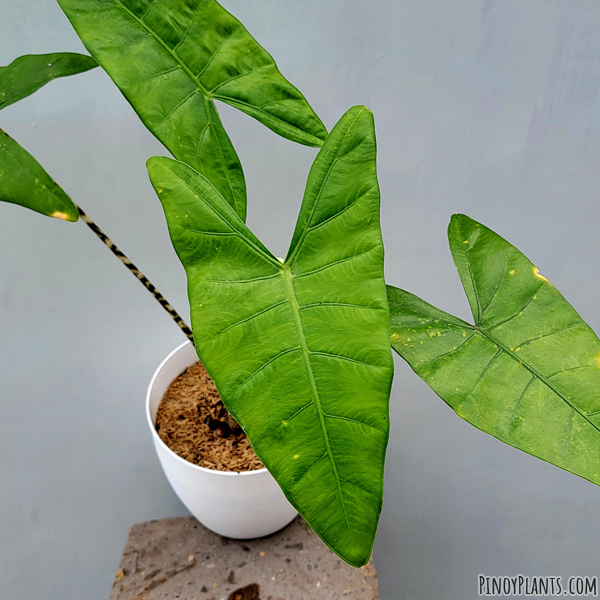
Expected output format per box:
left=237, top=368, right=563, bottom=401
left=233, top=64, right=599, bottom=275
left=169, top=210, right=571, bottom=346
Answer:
left=146, top=156, right=175, bottom=181
left=51, top=210, right=78, bottom=222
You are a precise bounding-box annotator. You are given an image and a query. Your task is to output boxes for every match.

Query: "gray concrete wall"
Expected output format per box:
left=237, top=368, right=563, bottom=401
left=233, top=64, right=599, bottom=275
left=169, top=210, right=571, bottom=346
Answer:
left=1, top=1, right=600, bottom=598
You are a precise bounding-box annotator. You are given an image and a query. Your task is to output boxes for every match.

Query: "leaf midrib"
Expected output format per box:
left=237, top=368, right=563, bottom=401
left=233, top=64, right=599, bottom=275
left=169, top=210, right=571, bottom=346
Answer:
left=287, top=107, right=364, bottom=265
left=217, top=96, right=324, bottom=147
left=113, top=0, right=324, bottom=149
left=393, top=290, right=600, bottom=434
left=165, top=163, right=275, bottom=267
left=281, top=265, right=350, bottom=530
left=113, top=0, right=212, bottom=97
left=476, top=326, right=600, bottom=435
left=203, top=98, right=245, bottom=219
left=457, top=236, right=600, bottom=433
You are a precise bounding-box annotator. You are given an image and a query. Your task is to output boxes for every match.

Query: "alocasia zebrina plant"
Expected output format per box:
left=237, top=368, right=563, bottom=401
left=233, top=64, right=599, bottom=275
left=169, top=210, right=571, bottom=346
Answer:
left=148, top=105, right=393, bottom=567
left=3, top=0, right=392, bottom=568
left=3, top=0, right=600, bottom=571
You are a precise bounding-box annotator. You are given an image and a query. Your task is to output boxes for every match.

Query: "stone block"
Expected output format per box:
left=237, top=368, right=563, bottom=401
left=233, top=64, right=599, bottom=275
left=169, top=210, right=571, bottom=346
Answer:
left=109, top=516, right=380, bottom=599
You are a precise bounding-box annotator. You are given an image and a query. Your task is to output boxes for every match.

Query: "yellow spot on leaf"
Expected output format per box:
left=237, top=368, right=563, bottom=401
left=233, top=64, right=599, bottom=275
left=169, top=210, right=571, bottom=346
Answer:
left=407, top=337, right=411, bottom=342
left=533, top=267, right=548, bottom=282
left=51, top=211, right=70, bottom=220
left=293, top=454, right=299, bottom=459
left=391, top=333, right=400, bottom=341
left=463, top=240, right=468, bottom=244
left=509, top=269, right=515, bottom=276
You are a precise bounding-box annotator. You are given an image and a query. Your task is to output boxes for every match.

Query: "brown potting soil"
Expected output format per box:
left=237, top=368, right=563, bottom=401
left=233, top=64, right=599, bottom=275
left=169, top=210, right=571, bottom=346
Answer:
left=155, top=361, right=264, bottom=472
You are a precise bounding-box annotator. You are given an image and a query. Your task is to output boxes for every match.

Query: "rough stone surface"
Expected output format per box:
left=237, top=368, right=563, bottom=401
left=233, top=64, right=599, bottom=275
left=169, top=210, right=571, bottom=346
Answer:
left=109, top=516, right=380, bottom=600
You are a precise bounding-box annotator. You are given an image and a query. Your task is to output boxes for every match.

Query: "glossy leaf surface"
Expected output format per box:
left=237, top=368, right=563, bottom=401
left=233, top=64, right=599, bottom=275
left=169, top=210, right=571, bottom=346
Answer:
left=59, top=0, right=328, bottom=221
left=0, top=129, right=78, bottom=221
left=148, top=106, right=393, bottom=567
left=0, top=52, right=97, bottom=111
left=389, top=214, right=600, bottom=486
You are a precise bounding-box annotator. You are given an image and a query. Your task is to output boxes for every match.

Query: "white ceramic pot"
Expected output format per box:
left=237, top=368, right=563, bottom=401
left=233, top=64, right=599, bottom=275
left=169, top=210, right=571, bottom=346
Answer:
left=146, top=341, right=298, bottom=539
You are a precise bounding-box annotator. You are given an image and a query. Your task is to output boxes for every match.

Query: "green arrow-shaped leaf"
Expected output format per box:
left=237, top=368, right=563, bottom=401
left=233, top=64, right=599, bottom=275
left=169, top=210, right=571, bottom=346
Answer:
left=148, top=106, right=393, bottom=567
left=59, top=0, right=328, bottom=222
left=0, top=129, right=78, bottom=221
left=0, top=52, right=97, bottom=111
left=389, top=214, right=600, bottom=486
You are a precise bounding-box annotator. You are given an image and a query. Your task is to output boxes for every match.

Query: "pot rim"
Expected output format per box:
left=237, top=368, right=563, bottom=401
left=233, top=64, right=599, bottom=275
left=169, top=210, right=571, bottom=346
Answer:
left=146, top=340, right=268, bottom=478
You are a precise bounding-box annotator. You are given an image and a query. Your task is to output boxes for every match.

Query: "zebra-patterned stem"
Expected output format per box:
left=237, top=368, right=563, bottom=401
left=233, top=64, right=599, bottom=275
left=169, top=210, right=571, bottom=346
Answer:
left=76, top=204, right=194, bottom=343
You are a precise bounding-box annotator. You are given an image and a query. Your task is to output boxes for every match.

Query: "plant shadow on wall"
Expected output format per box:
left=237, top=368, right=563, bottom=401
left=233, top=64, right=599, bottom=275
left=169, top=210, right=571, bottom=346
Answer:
left=2, top=0, right=600, bottom=569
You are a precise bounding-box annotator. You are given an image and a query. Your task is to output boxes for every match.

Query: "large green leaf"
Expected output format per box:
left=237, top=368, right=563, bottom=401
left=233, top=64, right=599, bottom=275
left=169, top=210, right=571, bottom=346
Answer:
left=59, top=0, right=328, bottom=222
left=389, top=214, right=600, bottom=486
left=147, top=106, right=393, bottom=567
left=0, top=129, right=78, bottom=221
left=0, top=52, right=97, bottom=111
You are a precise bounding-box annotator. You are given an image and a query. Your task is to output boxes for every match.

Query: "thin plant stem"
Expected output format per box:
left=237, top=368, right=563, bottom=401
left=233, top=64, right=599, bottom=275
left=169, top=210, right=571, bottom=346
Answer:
left=76, top=206, right=241, bottom=431
left=76, top=204, right=194, bottom=343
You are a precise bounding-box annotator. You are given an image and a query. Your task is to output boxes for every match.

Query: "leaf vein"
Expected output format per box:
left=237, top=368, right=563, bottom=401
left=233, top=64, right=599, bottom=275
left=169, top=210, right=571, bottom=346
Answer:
left=306, top=186, right=377, bottom=234
left=485, top=282, right=545, bottom=331
left=299, top=301, right=386, bottom=312
left=161, top=89, right=198, bottom=122
left=479, top=329, right=600, bottom=436
left=508, top=375, right=535, bottom=430
left=339, top=477, right=379, bottom=499
left=274, top=401, right=315, bottom=432
left=323, top=413, right=386, bottom=433
left=235, top=347, right=301, bottom=392
left=212, top=301, right=288, bottom=340
left=293, top=247, right=376, bottom=279
left=464, top=349, right=502, bottom=399
left=169, top=173, right=276, bottom=267
left=515, top=322, right=584, bottom=348
left=310, top=351, right=382, bottom=369
left=205, top=273, right=280, bottom=285
left=172, top=2, right=201, bottom=52
left=419, top=333, right=476, bottom=365
left=293, top=453, right=328, bottom=487
left=195, top=27, right=237, bottom=79
left=481, top=256, right=508, bottom=315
